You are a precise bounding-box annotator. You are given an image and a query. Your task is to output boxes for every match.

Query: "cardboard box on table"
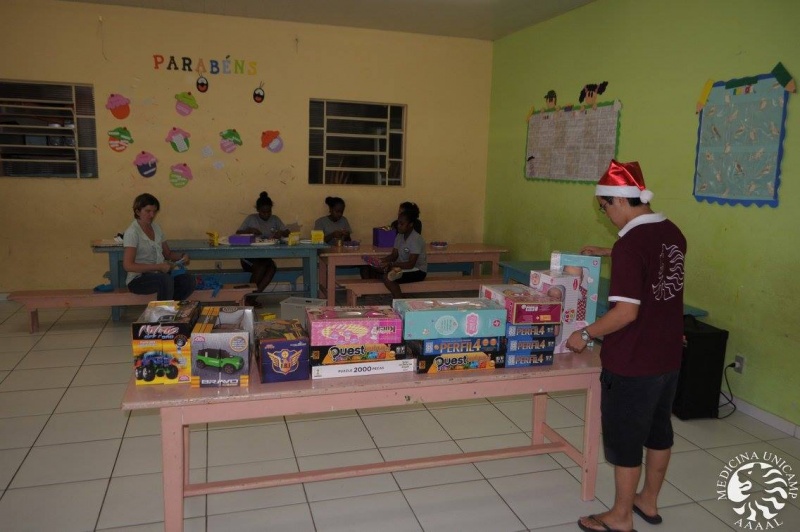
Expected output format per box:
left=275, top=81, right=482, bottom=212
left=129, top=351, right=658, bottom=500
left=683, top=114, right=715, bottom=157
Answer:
left=131, top=301, right=200, bottom=385
left=506, top=323, right=558, bottom=339
left=254, top=319, right=310, bottom=383
left=392, top=298, right=506, bottom=340
left=305, top=306, right=403, bottom=346
left=503, top=324, right=557, bottom=368
left=190, top=306, right=254, bottom=387
left=505, top=352, right=554, bottom=368
left=412, top=337, right=503, bottom=356
left=311, top=359, right=415, bottom=379
left=373, top=227, right=397, bottom=248
left=405, top=341, right=505, bottom=373
left=280, top=297, right=326, bottom=328
left=528, top=270, right=582, bottom=354
left=479, top=284, right=563, bottom=325
left=309, top=343, right=408, bottom=366
left=549, top=251, right=602, bottom=323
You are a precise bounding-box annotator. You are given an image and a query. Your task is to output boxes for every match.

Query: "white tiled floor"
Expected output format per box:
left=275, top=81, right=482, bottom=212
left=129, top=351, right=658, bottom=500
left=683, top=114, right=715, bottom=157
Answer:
left=1, top=297, right=799, bottom=531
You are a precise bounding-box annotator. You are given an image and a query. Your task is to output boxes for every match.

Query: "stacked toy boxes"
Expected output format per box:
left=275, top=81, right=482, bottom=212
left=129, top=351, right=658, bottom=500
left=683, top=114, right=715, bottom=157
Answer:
left=305, top=306, right=412, bottom=379
left=254, top=319, right=310, bottom=383
left=190, top=306, right=254, bottom=387
left=131, top=300, right=200, bottom=385
left=392, top=298, right=507, bottom=373
left=479, top=284, right=562, bottom=367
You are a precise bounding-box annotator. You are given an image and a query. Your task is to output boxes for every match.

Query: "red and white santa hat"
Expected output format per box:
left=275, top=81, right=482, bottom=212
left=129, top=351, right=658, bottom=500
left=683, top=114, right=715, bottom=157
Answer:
left=596, top=159, right=654, bottom=203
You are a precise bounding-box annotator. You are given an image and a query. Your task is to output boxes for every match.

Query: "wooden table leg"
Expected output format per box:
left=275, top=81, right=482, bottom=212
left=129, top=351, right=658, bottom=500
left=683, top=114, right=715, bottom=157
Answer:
left=161, top=408, right=185, bottom=532
left=532, top=393, right=548, bottom=444
left=581, top=377, right=601, bottom=501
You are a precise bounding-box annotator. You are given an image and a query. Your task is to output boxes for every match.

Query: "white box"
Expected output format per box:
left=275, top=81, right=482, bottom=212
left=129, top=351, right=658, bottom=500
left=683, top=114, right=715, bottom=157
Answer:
left=310, top=359, right=415, bottom=379
left=280, top=297, right=325, bottom=327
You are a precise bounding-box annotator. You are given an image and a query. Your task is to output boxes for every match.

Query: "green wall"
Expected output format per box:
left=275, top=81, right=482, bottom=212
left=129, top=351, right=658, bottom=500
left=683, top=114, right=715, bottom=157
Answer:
left=486, top=0, right=800, bottom=425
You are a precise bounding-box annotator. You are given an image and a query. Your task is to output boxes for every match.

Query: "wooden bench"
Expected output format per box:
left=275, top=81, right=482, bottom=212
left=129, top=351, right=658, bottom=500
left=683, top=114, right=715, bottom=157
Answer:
left=9, top=284, right=256, bottom=333
left=341, top=275, right=503, bottom=305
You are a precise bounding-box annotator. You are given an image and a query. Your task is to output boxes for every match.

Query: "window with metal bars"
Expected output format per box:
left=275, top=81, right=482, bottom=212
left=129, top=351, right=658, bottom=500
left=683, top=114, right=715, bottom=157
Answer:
left=0, top=80, right=98, bottom=179
left=309, top=99, right=405, bottom=186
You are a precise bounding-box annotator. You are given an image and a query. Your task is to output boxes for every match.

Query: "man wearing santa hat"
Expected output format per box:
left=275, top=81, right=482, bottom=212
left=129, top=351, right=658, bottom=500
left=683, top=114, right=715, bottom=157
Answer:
left=566, top=160, right=686, bottom=532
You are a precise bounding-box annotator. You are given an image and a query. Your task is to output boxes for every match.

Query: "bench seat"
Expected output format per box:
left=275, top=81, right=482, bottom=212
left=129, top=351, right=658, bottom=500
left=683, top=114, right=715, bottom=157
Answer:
left=9, top=284, right=256, bottom=333
left=193, top=267, right=303, bottom=291
left=341, top=275, right=503, bottom=306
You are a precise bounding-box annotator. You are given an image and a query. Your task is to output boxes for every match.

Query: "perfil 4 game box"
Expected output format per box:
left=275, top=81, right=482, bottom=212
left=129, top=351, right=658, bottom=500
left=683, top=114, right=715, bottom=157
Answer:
left=479, top=284, right=563, bottom=325
left=131, top=300, right=200, bottom=385
left=392, top=298, right=506, bottom=340
left=503, top=324, right=558, bottom=368
left=550, top=251, right=602, bottom=323
left=305, top=306, right=403, bottom=346
left=190, top=306, right=254, bottom=387
left=254, top=319, right=310, bottom=383
left=529, top=270, right=581, bottom=354
left=406, top=341, right=505, bottom=373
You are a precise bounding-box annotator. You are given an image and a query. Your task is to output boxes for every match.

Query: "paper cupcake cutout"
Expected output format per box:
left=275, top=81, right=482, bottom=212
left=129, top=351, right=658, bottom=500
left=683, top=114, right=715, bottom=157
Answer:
left=105, top=94, right=131, bottom=119
left=133, top=151, right=157, bottom=177
left=174, top=91, right=198, bottom=116
left=261, top=130, right=283, bottom=153
left=108, top=127, right=133, bottom=152
left=169, top=163, right=193, bottom=188
left=219, top=129, right=242, bottom=153
left=253, top=82, right=265, bottom=103
left=196, top=75, right=209, bottom=93
left=165, top=127, right=191, bottom=153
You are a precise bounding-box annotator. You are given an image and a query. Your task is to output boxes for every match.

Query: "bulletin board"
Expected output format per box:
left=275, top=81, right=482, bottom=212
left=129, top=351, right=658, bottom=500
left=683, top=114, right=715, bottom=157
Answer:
left=693, top=73, right=789, bottom=207
left=525, top=100, right=621, bottom=183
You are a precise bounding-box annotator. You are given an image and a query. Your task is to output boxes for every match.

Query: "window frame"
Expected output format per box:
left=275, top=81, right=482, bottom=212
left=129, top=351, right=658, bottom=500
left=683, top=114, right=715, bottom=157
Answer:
left=0, top=79, right=98, bottom=179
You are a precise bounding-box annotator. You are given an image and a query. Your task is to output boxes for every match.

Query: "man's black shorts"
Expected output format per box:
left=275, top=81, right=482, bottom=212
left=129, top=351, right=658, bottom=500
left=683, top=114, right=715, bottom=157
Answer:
left=600, top=368, right=680, bottom=467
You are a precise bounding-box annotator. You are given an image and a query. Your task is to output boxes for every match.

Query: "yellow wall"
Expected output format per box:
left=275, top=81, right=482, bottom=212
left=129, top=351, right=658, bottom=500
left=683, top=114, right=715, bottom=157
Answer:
left=487, top=0, right=800, bottom=424
left=0, top=0, right=492, bottom=290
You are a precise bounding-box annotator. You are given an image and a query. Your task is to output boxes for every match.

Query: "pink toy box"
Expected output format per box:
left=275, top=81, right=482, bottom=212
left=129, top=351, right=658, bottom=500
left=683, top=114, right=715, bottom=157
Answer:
left=254, top=319, right=310, bottom=383
left=373, top=227, right=397, bottom=248
left=131, top=300, right=201, bottom=385
left=392, top=298, right=506, bottom=340
left=479, top=284, right=563, bottom=324
left=550, top=251, right=602, bottom=323
left=529, top=270, right=582, bottom=354
left=305, top=306, right=403, bottom=346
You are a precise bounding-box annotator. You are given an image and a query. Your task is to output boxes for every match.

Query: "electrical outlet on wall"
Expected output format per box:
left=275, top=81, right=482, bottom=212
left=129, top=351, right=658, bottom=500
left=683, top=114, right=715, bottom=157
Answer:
left=734, top=354, right=745, bottom=374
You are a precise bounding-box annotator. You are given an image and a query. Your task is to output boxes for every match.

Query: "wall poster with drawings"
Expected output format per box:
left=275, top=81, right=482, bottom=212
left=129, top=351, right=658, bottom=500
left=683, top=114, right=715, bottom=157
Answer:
left=525, top=100, right=621, bottom=183
left=693, top=65, right=792, bottom=207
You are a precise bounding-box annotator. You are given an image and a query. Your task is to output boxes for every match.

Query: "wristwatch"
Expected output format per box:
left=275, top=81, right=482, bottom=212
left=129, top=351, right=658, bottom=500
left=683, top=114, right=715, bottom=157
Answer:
left=580, top=328, right=592, bottom=343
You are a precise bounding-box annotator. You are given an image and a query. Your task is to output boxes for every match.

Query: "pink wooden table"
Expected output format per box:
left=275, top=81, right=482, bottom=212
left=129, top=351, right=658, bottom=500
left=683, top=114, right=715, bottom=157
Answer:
left=318, top=242, right=508, bottom=305
left=122, top=351, right=601, bottom=531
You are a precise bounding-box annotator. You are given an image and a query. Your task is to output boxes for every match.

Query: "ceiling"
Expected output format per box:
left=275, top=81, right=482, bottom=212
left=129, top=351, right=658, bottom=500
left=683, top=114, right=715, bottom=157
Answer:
left=57, top=0, right=595, bottom=40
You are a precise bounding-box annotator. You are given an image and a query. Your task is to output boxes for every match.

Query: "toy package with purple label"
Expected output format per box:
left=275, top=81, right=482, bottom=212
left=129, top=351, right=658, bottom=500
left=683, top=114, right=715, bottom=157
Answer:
left=305, top=306, right=403, bottom=346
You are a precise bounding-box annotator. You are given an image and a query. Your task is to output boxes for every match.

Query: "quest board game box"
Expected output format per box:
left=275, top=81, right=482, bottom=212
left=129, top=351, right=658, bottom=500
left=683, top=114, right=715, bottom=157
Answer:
left=311, top=358, right=414, bottom=379
left=392, top=298, right=506, bottom=340
left=305, top=306, right=403, bottom=346
left=131, top=300, right=200, bottom=385
left=254, top=319, right=310, bottom=383
left=190, top=306, right=253, bottom=387
left=550, top=251, right=602, bottom=323
left=310, top=343, right=407, bottom=366
left=406, top=341, right=505, bottom=373
left=479, top=284, right=563, bottom=325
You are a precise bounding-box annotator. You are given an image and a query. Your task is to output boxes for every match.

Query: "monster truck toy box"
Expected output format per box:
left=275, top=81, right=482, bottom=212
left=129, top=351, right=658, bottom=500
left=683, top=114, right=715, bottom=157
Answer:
left=392, top=298, right=506, bottom=340
left=131, top=300, right=200, bottom=385
left=190, top=306, right=254, bottom=387
left=254, top=319, right=310, bottom=383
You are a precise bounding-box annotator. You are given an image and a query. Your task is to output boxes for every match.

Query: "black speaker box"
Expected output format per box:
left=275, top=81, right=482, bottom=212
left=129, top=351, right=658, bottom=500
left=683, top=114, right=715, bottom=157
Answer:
left=672, top=316, right=729, bottom=420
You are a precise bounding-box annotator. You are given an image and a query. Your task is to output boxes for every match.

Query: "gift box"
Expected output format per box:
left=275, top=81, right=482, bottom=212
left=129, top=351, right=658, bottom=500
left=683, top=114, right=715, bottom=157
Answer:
left=392, top=298, right=506, bottom=340
left=254, top=319, right=310, bottom=383
left=131, top=301, right=200, bottom=385
left=228, top=234, right=255, bottom=245
left=305, top=306, right=403, bottom=346
left=190, top=306, right=253, bottom=387
left=550, top=251, right=602, bottom=323
left=479, top=284, right=563, bottom=324
left=373, top=227, right=397, bottom=248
